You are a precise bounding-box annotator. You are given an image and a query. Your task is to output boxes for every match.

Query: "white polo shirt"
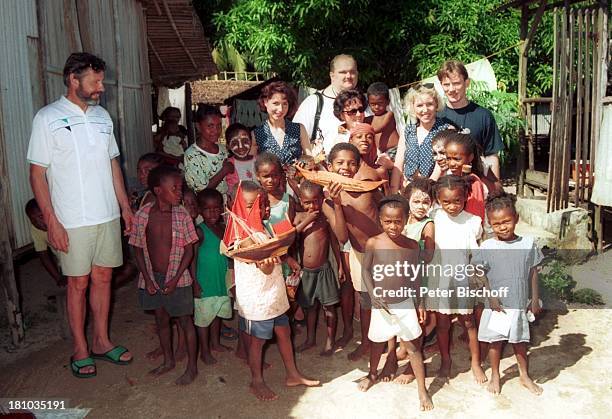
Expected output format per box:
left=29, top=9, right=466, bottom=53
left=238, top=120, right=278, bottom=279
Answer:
left=27, top=96, right=121, bottom=229
left=293, top=93, right=342, bottom=156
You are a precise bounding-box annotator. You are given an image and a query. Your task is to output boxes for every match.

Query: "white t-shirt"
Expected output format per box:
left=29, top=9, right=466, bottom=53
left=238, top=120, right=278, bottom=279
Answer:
left=234, top=260, right=289, bottom=321
left=27, top=96, right=120, bottom=229
left=293, top=93, right=342, bottom=156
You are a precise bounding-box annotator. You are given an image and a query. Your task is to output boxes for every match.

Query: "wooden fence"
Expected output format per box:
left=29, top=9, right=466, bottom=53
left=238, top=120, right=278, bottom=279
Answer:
left=548, top=6, right=608, bottom=212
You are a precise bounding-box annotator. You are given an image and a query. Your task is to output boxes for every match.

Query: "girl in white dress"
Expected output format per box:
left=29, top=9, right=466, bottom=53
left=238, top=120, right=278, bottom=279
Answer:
left=429, top=175, right=487, bottom=383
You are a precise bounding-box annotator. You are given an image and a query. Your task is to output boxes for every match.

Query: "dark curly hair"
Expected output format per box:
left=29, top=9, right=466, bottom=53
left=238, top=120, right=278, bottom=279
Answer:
left=195, top=103, right=222, bottom=122
left=196, top=188, right=224, bottom=208
left=485, top=190, right=517, bottom=215
left=328, top=142, right=361, bottom=165
left=148, top=165, right=182, bottom=194
left=333, top=89, right=367, bottom=119
left=434, top=175, right=470, bottom=200
left=445, top=131, right=485, bottom=177
left=258, top=81, right=297, bottom=116
left=255, top=151, right=283, bottom=173
left=378, top=194, right=409, bottom=216
left=403, top=176, right=434, bottom=201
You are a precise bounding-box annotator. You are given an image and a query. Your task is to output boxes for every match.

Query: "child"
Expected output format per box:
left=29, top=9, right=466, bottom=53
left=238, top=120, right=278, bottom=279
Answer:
left=153, top=107, right=188, bottom=165
left=348, top=122, right=389, bottom=194
left=294, top=181, right=346, bottom=356
left=225, top=123, right=257, bottom=200
left=445, top=132, right=502, bottom=220
left=129, top=166, right=198, bottom=385
left=231, top=181, right=320, bottom=401
left=130, top=153, right=164, bottom=211
left=429, top=130, right=453, bottom=181
left=328, top=143, right=383, bottom=361
left=255, top=152, right=296, bottom=226
left=193, top=188, right=233, bottom=364
left=365, top=82, right=399, bottom=163
left=429, top=175, right=486, bottom=383
left=358, top=195, right=433, bottom=411
left=474, top=192, right=543, bottom=395
left=25, top=199, right=65, bottom=287
left=389, top=177, right=437, bottom=374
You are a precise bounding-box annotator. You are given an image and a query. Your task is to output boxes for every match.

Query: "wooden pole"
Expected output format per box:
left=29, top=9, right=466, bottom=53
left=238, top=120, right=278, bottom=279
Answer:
left=0, top=83, right=25, bottom=346
left=560, top=10, right=574, bottom=209
left=517, top=5, right=529, bottom=198
left=548, top=9, right=560, bottom=212
left=112, top=0, right=127, bottom=171
left=185, top=82, right=194, bottom=145
left=574, top=9, right=584, bottom=206
left=581, top=9, right=592, bottom=203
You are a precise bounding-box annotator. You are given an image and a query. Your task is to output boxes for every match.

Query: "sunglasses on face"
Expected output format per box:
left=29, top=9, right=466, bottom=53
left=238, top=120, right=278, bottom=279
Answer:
left=414, top=82, right=435, bottom=90
left=342, top=107, right=365, bottom=116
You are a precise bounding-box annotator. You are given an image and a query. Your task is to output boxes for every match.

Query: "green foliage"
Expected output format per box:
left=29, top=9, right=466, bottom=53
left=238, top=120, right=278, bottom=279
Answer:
left=572, top=288, right=605, bottom=306
left=539, top=260, right=576, bottom=301
left=467, top=81, right=523, bottom=164
left=199, top=0, right=555, bottom=95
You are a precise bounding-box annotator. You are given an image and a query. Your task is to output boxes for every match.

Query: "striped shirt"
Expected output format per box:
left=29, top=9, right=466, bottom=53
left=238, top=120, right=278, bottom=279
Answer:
left=129, top=202, right=198, bottom=289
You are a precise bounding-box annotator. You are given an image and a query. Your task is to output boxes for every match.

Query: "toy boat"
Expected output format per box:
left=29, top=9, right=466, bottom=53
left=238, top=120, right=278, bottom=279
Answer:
left=295, top=166, right=387, bottom=192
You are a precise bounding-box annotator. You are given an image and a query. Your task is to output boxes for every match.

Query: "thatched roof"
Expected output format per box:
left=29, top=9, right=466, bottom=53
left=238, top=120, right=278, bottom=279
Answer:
left=144, top=0, right=217, bottom=87
left=190, top=80, right=263, bottom=105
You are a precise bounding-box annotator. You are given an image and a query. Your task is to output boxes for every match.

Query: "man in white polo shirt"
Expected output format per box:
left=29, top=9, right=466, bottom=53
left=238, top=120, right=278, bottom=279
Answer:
left=28, top=52, right=134, bottom=378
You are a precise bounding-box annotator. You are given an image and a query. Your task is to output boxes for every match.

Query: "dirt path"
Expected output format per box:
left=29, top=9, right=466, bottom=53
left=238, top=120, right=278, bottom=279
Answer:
left=2, top=255, right=612, bottom=418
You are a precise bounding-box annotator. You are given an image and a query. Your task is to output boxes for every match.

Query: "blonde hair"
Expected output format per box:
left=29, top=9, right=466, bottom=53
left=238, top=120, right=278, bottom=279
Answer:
left=404, top=85, right=444, bottom=120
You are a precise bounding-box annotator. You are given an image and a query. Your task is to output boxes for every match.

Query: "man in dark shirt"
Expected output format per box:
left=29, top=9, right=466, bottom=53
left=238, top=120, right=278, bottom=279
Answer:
left=437, top=60, right=503, bottom=178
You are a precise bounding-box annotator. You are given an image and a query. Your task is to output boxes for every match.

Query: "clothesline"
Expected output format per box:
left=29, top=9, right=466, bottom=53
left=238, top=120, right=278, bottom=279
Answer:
left=394, top=40, right=525, bottom=90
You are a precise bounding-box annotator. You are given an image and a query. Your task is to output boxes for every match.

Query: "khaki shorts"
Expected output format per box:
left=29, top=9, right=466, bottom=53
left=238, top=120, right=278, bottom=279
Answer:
left=349, top=246, right=365, bottom=292
left=59, top=218, right=123, bottom=276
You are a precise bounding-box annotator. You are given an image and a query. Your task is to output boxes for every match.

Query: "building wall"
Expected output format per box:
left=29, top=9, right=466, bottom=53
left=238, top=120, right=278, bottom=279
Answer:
left=0, top=0, right=152, bottom=249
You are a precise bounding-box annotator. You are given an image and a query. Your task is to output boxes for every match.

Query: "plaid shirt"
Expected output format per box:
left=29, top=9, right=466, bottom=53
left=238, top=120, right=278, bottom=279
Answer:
left=129, top=202, right=198, bottom=289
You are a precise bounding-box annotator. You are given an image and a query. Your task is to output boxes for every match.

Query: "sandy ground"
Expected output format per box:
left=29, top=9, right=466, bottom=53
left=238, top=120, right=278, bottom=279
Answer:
left=1, top=255, right=612, bottom=418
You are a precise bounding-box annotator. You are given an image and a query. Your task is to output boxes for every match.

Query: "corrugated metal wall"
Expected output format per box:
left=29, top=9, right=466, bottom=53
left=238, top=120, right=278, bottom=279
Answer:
left=0, top=0, right=41, bottom=249
left=0, top=0, right=152, bottom=249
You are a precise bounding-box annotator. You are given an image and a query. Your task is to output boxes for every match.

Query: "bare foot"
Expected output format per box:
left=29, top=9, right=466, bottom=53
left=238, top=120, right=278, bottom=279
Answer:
left=520, top=376, right=543, bottom=395
left=379, top=356, right=398, bottom=382
left=471, top=362, right=488, bottom=384
left=357, top=374, right=377, bottom=392
left=335, top=332, right=353, bottom=349
left=347, top=343, right=369, bottom=362
left=285, top=374, right=320, bottom=387
left=393, top=372, right=416, bottom=384
left=175, top=368, right=198, bottom=385
left=296, top=340, right=317, bottom=353
left=200, top=351, right=217, bottom=365
left=149, top=362, right=175, bottom=377
left=250, top=381, right=278, bottom=401
left=437, top=360, right=451, bottom=379
left=487, top=373, right=501, bottom=395
left=419, top=391, right=434, bottom=411
left=146, top=346, right=163, bottom=361
left=211, top=343, right=232, bottom=352
left=320, top=347, right=335, bottom=357
left=175, top=347, right=187, bottom=363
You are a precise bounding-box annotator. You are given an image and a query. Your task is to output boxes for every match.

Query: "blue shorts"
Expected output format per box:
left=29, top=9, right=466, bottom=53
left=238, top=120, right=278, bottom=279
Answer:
left=239, top=314, right=289, bottom=340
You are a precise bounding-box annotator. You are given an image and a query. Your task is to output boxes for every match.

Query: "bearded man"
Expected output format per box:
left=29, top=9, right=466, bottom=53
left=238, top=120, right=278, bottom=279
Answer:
left=27, top=52, right=134, bottom=378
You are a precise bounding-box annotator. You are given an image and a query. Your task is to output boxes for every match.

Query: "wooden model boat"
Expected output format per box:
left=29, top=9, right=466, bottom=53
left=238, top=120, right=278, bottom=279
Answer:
left=295, top=166, right=387, bottom=192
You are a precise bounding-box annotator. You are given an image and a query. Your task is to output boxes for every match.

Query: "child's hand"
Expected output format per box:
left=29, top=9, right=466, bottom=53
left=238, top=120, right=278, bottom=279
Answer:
left=222, top=159, right=235, bottom=175
left=256, top=257, right=278, bottom=274
left=303, top=211, right=320, bottom=227
left=285, top=256, right=301, bottom=279
left=372, top=296, right=388, bottom=311
left=489, top=297, right=505, bottom=313
left=144, top=279, right=157, bottom=295
left=418, top=305, right=427, bottom=324
left=285, top=164, right=297, bottom=178
left=162, top=278, right=179, bottom=295
left=531, top=299, right=542, bottom=316
left=327, top=181, right=343, bottom=205
left=376, top=154, right=395, bottom=170
left=338, top=265, right=346, bottom=283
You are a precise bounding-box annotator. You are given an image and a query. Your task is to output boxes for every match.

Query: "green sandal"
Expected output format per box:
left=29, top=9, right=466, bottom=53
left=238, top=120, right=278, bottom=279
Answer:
left=70, top=356, right=97, bottom=378
left=91, top=345, right=133, bottom=365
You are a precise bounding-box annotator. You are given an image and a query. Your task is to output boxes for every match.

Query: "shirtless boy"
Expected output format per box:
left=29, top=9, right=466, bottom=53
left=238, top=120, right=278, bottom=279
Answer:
left=129, top=166, right=198, bottom=385
left=365, top=82, right=399, bottom=168
left=294, top=180, right=347, bottom=356
left=328, top=142, right=383, bottom=361
left=358, top=195, right=433, bottom=411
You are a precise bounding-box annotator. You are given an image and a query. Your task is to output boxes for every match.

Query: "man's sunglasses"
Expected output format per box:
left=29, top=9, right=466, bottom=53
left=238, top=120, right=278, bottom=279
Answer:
left=342, top=107, right=366, bottom=116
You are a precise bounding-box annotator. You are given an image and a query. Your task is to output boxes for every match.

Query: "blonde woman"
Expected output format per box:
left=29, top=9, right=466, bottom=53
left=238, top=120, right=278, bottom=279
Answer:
left=390, top=84, right=452, bottom=193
